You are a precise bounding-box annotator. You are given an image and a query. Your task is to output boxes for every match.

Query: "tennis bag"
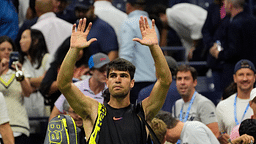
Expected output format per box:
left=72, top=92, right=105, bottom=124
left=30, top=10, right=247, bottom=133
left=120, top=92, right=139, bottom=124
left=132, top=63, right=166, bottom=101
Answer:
left=44, top=114, right=79, bottom=144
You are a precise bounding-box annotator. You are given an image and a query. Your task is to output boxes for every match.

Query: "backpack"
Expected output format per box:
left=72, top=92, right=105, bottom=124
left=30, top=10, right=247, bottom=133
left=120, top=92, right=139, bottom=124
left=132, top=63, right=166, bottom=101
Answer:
left=44, top=114, right=79, bottom=144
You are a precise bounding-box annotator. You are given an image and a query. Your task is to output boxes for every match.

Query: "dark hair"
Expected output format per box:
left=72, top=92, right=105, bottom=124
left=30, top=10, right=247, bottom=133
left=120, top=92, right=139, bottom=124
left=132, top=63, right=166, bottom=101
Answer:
left=155, top=110, right=179, bottom=129
left=29, top=0, right=36, bottom=16
left=176, top=64, right=198, bottom=80
left=252, top=96, right=256, bottom=103
left=20, top=29, right=48, bottom=69
left=53, top=37, right=71, bottom=68
left=222, top=82, right=237, bottom=100
left=102, top=88, right=110, bottom=104
left=148, top=4, right=167, bottom=17
left=53, top=36, right=89, bottom=68
left=106, top=58, right=136, bottom=80
left=128, top=0, right=146, bottom=10
left=239, top=119, right=256, bottom=144
left=0, top=36, right=17, bottom=52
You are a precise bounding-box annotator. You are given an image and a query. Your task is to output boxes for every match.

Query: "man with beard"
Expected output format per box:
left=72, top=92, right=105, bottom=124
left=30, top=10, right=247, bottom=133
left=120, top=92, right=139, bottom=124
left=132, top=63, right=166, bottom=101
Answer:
left=74, top=0, right=118, bottom=62
left=172, top=65, right=219, bottom=138
left=216, top=59, right=256, bottom=144
left=57, top=17, right=172, bottom=144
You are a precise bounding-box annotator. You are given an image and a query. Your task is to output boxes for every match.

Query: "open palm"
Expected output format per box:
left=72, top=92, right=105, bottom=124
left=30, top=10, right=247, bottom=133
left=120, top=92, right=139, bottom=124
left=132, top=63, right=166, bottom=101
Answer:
left=70, top=18, right=97, bottom=49
left=133, top=16, right=158, bottom=46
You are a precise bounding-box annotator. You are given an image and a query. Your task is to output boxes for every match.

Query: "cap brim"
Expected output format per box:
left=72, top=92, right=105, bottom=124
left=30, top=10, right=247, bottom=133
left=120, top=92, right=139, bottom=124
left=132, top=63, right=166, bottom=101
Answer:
left=250, top=88, right=256, bottom=101
left=94, top=61, right=109, bottom=69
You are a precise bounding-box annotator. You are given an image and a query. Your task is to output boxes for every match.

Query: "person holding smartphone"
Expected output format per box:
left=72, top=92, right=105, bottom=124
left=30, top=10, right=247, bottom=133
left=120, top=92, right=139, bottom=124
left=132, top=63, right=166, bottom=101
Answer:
left=0, top=36, right=32, bottom=144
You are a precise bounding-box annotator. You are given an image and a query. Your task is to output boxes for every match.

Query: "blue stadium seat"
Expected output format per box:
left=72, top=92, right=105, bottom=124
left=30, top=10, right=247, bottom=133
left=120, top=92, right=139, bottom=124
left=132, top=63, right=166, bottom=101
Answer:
left=196, top=76, right=221, bottom=106
left=162, top=46, right=186, bottom=61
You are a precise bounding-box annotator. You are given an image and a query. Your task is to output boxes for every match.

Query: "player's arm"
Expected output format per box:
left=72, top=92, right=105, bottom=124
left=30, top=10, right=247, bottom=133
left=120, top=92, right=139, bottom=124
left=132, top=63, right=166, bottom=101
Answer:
left=57, top=18, right=98, bottom=120
left=134, top=17, right=172, bottom=122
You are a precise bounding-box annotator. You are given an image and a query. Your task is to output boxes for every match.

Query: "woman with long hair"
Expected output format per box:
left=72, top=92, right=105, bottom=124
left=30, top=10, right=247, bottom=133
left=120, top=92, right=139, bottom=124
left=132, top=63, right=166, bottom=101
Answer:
left=19, top=29, right=53, bottom=133
left=0, top=36, right=32, bottom=143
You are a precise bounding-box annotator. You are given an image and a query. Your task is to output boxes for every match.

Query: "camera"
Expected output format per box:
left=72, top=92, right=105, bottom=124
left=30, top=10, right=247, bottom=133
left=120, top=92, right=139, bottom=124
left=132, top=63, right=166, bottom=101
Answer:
left=9, top=51, right=19, bottom=70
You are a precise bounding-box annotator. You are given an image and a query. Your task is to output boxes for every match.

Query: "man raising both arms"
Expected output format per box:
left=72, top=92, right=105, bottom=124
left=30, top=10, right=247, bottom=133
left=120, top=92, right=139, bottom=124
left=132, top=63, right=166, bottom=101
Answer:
left=57, top=17, right=172, bottom=143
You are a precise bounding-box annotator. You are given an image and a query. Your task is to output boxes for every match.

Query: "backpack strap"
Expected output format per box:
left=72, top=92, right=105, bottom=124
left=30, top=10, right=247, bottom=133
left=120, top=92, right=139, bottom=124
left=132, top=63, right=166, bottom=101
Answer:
left=135, top=102, right=161, bottom=144
left=63, top=115, right=78, bottom=144
left=88, top=103, right=107, bottom=144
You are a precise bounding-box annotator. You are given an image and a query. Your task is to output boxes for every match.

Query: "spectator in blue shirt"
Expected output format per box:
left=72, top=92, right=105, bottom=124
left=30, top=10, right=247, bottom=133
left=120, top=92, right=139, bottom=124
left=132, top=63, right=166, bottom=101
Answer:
left=119, top=0, right=160, bottom=104
left=74, top=0, right=118, bottom=62
left=0, top=0, right=19, bottom=40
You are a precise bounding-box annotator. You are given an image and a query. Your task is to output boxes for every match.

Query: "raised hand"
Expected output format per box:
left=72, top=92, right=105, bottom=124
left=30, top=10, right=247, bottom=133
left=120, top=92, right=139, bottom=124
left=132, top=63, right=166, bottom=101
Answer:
left=133, top=16, right=158, bottom=47
left=70, top=18, right=97, bottom=49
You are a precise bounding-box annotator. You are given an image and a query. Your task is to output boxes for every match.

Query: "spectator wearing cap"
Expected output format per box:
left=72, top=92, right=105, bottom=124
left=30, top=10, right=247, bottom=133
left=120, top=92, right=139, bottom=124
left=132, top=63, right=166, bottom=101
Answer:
left=216, top=59, right=256, bottom=144
left=93, top=0, right=128, bottom=48
left=49, top=53, right=109, bottom=121
left=119, top=0, right=160, bottom=104
left=137, top=56, right=180, bottom=113
left=250, top=88, right=256, bottom=119
left=31, top=0, right=73, bottom=56
left=55, top=0, right=78, bottom=24
left=74, top=0, right=118, bottom=62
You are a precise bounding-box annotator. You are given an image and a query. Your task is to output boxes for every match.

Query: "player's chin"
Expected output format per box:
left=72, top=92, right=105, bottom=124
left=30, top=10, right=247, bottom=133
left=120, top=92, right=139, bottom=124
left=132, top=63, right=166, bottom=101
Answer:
left=112, top=91, right=128, bottom=99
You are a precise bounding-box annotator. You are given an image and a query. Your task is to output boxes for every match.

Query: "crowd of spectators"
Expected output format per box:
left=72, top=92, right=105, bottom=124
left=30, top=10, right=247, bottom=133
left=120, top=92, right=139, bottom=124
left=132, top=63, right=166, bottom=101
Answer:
left=1, top=0, right=256, bottom=143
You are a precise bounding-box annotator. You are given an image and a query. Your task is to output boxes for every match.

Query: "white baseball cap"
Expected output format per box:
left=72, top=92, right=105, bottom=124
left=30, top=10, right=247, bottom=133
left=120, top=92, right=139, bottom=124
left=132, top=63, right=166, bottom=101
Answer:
left=250, top=88, right=256, bottom=101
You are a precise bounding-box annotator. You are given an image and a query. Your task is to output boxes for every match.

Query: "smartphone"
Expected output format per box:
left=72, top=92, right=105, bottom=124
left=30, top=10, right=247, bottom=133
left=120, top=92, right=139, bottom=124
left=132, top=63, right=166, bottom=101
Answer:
left=9, top=51, right=19, bottom=70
